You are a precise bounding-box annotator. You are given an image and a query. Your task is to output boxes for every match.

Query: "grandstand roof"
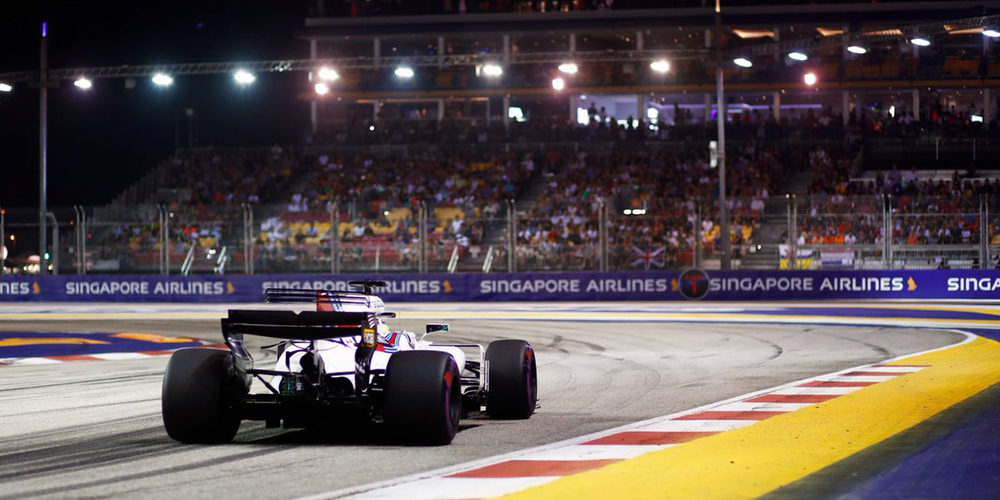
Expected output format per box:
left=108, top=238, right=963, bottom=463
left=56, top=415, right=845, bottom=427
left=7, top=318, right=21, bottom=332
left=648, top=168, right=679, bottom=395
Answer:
left=302, top=1, right=1000, bottom=39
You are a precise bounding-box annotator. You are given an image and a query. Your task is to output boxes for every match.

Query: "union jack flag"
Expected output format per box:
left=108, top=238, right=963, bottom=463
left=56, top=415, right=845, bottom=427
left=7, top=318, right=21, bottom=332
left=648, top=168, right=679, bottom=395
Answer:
left=631, top=245, right=666, bottom=270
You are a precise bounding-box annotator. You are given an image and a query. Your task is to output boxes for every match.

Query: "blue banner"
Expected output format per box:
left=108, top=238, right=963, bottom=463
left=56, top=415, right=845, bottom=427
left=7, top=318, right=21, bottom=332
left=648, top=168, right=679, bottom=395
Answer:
left=1, top=269, right=999, bottom=302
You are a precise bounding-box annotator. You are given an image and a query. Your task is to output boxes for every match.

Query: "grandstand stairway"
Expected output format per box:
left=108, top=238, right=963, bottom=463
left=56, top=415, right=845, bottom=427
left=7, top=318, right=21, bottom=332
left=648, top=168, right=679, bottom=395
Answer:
left=456, top=164, right=551, bottom=272
left=739, top=169, right=813, bottom=270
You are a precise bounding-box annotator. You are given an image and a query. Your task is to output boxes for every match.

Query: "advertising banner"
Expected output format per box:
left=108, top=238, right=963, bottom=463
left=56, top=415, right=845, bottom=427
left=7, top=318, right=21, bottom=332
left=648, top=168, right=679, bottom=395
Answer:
left=1, top=269, right=999, bottom=302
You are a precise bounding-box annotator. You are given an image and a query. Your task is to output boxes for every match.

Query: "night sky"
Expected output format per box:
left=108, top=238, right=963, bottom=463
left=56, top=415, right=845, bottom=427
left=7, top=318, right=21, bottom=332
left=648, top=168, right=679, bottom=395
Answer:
left=0, top=1, right=310, bottom=208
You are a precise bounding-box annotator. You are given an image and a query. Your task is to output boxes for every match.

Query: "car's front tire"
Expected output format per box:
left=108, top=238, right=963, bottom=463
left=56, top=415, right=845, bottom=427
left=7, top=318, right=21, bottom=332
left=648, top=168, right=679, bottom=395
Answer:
left=486, top=339, right=537, bottom=419
left=162, top=348, right=242, bottom=443
left=384, top=351, right=461, bottom=445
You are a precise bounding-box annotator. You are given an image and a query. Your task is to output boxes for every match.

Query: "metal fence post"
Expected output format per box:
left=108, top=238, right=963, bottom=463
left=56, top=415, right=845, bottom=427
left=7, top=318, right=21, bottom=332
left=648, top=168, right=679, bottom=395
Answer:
left=604, top=201, right=610, bottom=271
left=78, top=205, right=87, bottom=275
left=596, top=199, right=603, bottom=271
left=241, top=203, right=251, bottom=275
left=694, top=204, right=702, bottom=268
left=248, top=204, right=254, bottom=275
left=72, top=206, right=81, bottom=274
left=157, top=205, right=164, bottom=275
left=158, top=204, right=170, bottom=275
left=883, top=194, right=893, bottom=270
left=987, top=194, right=993, bottom=268
left=507, top=199, right=517, bottom=273
left=45, top=212, right=58, bottom=275
left=330, top=201, right=340, bottom=274
left=785, top=194, right=792, bottom=270
left=419, top=201, right=428, bottom=274
left=980, top=195, right=988, bottom=269
left=790, top=194, right=798, bottom=270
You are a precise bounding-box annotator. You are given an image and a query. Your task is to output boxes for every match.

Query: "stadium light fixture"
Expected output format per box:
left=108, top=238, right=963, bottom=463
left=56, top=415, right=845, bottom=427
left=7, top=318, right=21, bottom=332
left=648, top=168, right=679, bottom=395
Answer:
left=73, top=77, right=92, bottom=90
left=847, top=45, right=868, bottom=55
left=551, top=77, right=566, bottom=91
left=0, top=82, right=12, bottom=92
left=481, top=63, right=503, bottom=77
left=394, top=66, right=415, bottom=78
left=733, top=57, right=753, bottom=68
left=650, top=60, right=671, bottom=73
left=234, top=70, right=256, bottom=85
left=151, top=73, right=173, bottom=87
left=558, top=62, right=578, bottom=74
left=803, top=72, right=818, bottom=86
left=910, top=36, right=931, bottom=47
left=317, top=67, right=339, bottom=81
left=314, top=82, right=330, bottom=95
left=984, top=28, right=1000, bottom=38
left=788, top=51, right=809, bottom=61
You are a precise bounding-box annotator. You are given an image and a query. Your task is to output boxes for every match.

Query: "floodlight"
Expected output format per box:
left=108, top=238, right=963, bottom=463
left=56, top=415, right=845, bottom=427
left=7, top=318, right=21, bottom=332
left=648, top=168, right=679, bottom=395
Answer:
left=650, top=60, right=671, bottom=73
left=551, top=77, right=565, bottom=91
left=733, top=57, right=753, bottom=68
left=317, top=67, right=339, bottom=81
left=558, top=62, right=578, bottom=74
left=803, top=72, right=818, bottom=85
left=910, top=37, right=931, bottom=47
left=151, top=73, right=173, bottom=87
left=788, top=51, right=809, bottom=61
left=0, top=82, right=12, bottom=92
left=847, top=45, right=868, bottom=55
left=234, top=70, right=256, bottom=85
left=984, top=28, right=1000, bottom=38
left=73, top=77, right=92, bottom=90
left=481, top=63, right=503, bottom=77
left=394, top=66, right=415, bottom=78
left=314, top=82, right=330, bottom=95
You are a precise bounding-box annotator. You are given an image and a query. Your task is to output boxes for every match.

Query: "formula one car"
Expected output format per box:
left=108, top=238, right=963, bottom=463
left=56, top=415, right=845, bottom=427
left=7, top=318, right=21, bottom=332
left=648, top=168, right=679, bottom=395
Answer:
left=161, top=280, right=537, bottom=445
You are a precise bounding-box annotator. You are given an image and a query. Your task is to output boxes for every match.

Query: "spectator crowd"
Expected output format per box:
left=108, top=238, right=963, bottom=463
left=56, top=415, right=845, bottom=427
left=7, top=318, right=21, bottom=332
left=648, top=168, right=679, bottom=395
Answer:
left=82, top=107, right=1000, bottom=273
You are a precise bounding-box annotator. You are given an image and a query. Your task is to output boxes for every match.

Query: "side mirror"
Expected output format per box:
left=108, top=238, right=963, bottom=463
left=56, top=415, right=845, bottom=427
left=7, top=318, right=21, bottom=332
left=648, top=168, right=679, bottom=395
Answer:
left=425, top=323, right=449, bottom=334
left=380, top=312, right=397, bottom=319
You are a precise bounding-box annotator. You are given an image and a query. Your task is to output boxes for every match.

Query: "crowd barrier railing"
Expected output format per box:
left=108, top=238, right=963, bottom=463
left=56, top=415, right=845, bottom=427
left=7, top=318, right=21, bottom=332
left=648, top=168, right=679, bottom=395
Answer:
left=0, top=195, right=997, bottom=276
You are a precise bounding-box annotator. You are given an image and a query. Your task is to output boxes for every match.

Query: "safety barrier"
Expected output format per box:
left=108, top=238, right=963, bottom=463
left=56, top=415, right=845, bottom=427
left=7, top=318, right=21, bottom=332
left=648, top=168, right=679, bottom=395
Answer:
left=1, top=269, right=999, bottom=302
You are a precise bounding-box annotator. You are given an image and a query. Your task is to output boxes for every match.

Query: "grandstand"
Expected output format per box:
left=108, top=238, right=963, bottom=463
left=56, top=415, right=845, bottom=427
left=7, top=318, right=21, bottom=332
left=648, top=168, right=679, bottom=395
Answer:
left=2, top=0, right=1000, bottom=275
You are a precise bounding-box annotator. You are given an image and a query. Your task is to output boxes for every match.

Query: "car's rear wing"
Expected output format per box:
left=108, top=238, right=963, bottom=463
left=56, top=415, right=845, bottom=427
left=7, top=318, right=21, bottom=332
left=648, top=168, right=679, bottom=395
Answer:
left=222, top=309, right=374, bottom=341
left=222, top=308, right=382, bottom=397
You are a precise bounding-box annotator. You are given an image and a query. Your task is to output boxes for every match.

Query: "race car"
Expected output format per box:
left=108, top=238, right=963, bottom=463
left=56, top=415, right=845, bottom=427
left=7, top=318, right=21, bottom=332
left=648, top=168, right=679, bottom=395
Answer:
left=161, top=280, right=537, bottom=445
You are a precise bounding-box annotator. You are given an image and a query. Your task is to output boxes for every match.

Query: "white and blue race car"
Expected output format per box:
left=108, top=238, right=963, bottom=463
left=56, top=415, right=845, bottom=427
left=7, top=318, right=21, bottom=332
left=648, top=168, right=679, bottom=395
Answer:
left=161, top=280, right=537, bottom=445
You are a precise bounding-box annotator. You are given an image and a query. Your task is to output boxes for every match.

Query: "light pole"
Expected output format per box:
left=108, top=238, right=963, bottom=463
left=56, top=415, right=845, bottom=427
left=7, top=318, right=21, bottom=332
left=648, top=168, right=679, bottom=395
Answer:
left=714, top=0, right=731, bottom=270
left=39, top=22, right=48, bottom=275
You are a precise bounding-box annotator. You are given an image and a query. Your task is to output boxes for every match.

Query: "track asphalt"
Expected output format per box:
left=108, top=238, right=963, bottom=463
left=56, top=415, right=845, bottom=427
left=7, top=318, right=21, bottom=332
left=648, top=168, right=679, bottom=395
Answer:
left=1, top=301, right=998, bottom=499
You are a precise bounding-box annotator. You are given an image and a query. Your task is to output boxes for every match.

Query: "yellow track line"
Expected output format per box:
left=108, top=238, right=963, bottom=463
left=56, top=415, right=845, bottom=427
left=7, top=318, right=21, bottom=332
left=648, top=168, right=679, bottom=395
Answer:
left=501, top=335, right=1000, bottom=500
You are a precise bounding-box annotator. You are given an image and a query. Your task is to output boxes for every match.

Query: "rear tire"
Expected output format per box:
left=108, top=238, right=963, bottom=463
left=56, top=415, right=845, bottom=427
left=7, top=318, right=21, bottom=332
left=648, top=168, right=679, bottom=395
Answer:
left=486, top=340, right=537, bottom=419
left=162, top=348, right=242, bottom=443
left=384, top=351, right=461, bottom=445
